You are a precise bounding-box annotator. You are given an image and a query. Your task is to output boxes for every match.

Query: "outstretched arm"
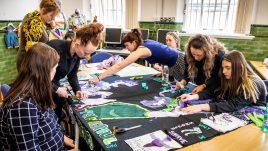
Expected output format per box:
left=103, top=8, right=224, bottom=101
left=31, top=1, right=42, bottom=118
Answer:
left=89, top=47, right=151, bottom=82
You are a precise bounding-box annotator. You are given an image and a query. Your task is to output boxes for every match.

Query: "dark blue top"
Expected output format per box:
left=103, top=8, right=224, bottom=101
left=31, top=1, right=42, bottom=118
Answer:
left=46, top=39, right=81, bottom=93
left=0, top=97, right=64, bottom=150
left=143, top=40, right=178, bottom=67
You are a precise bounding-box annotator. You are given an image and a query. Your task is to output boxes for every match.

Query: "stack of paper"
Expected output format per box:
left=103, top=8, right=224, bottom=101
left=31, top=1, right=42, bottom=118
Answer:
left=115, top=66, right=160, bottom=77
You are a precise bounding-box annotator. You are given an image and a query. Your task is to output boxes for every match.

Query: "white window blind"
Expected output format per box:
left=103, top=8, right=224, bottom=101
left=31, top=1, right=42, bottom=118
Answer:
left=183, top=0, right=238, bottom=33
left=90, top=0, right=125, bottom=27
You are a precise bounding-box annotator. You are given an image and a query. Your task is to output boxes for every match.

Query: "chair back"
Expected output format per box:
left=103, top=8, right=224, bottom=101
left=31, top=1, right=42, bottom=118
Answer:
left=1, top=84, right=10, bottom=97
left=90, top=52, right=113, bottom=63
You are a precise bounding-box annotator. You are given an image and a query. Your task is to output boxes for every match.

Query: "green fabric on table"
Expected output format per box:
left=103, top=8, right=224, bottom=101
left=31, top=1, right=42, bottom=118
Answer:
left=85, top=102, right=149, bottom=120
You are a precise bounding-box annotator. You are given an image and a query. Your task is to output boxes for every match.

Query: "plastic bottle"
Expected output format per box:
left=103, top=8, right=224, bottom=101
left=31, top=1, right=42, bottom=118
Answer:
left=162, top=65, right=169, bottom=84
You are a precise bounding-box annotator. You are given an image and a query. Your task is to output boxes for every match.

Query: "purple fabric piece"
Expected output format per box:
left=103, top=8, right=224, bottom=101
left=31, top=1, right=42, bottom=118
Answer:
left=185, top=98, right=225, bottom=105
left=114, top=80, right=138, bottom=86
left=81, top=58, right=88, bottom=64
left=95, top=81, right=108, bottom=87
left=143, top=132, right=173, bottom=148
left=97, top=55, right=124, bottom=69
left=55, top=28, right=61, bottom=36
left=244, top=109, right=264, bottom=115
left=140, top=97, right=171, bottom=108
left=185, top=99, right=214, bottom=105
left=180, top=102, right=185, bottom=108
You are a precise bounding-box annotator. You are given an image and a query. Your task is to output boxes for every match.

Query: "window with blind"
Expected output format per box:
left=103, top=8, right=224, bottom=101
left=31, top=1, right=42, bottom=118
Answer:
left=90, top=0, right=125, bottom=26
left=183, top=0, right=239, bottom=33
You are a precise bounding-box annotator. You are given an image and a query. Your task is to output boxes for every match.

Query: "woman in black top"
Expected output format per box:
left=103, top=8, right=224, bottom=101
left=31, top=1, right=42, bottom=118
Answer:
left=178, top=34, right=226, bottom=94
left=46, top=23, right=104, bottom=120
left=181, top=50, right=267, bottom=113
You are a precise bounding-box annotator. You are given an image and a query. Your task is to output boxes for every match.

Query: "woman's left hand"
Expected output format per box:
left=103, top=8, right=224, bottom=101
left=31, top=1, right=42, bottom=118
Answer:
left=88, top=77, right=99, bottom=84
left=76, top=91, right=88, bottom=99
left=192, top=84, right=206, bottom=94
left=181, top=104, right=210, bottom=114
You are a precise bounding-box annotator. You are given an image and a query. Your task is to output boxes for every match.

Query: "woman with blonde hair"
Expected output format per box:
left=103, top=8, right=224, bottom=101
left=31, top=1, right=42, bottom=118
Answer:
left=180, top=50, right=267, bottom=113
left=178, top=34, right=226, bottom=94
left=17, top=0, right=61, bottom=70
left=153, top=31, right=185, bottom=81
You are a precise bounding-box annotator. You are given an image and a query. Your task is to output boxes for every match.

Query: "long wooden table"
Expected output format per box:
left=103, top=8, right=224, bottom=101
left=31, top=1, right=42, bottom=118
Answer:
left=249, top=61, right=268, bottom=80
left=178, top=124, right=268, bottom=151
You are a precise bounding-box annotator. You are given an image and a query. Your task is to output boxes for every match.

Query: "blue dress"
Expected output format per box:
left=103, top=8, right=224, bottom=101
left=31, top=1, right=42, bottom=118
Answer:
left=143, top=40, right=178, bottom=67
left=5, top=25, right=19, bottom=48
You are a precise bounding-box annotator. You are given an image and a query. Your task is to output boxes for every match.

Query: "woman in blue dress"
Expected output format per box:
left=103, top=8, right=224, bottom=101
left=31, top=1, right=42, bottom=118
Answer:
left=4, top=23, right=19, bottom=49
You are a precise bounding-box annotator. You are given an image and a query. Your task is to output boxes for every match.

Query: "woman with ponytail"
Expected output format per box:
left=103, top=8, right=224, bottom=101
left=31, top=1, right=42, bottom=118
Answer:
left=46, top=23, right=104, bottom=121
left=89, top=28, right=183, bottom=82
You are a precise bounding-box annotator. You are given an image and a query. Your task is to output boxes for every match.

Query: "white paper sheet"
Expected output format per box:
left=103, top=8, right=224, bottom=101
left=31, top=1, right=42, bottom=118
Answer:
left=81, top=98, right=116, bottom=106
left=200, top=113, right=247, bottom=133
left=115, top=66, right=161, bottom=77
left=125, top=130, right=182, bottom=151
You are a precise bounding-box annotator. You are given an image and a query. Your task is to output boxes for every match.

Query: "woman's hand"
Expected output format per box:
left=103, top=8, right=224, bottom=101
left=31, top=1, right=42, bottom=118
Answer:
left=181, top=104, right=210, bottom=114
left=56, top=87, right=68, bottom=98
left=64, top=135, right=75, bottom=148
left=153, top=64, right=163, bottom=72
left=192, top=84, right=206, bottom=94
left=88, top=77, right=99, bottom=84
left=180, top=94, right=199, bottom=102
left=176, top=80, right=187, bottom=89
left=76, top=91, right=88, bottom=99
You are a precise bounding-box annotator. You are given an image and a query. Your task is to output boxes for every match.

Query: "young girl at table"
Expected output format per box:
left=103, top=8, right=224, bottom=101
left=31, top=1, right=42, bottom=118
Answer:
left=0, top=43, right=76, bottom=150
left=89, top=28, right=183, bottom=82
left=180, top=50, right=267, bottom=113
left=178, top=34, right=227, bottom=94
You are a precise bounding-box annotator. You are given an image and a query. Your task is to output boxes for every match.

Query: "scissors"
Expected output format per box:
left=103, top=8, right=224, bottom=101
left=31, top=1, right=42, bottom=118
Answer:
left=112, top=125, right=142, bottom=134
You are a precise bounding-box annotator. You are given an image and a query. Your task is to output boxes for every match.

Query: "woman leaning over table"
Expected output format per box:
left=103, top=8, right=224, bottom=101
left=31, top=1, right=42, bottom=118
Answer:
left=89, top=28, right=183, bottom=83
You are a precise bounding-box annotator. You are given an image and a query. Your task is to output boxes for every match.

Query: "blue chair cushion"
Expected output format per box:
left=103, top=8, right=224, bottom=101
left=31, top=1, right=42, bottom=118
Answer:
left=1, top=84, right=10, bottom=97
left=90, top=52, right=113, bottom=63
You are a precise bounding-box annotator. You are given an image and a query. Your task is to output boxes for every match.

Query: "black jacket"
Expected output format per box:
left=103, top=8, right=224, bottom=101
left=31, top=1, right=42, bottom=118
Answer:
left=198, top=76, right=267, bottom=113
left=46, top=40, right=81, bottom=93
left=184, top=51, right=225, bottom=89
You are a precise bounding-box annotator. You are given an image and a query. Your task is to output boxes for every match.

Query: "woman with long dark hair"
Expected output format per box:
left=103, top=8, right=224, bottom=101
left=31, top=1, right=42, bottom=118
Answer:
left=180, top=50, right=267, bottom=113
left=0, top=43, right=76, bottom=150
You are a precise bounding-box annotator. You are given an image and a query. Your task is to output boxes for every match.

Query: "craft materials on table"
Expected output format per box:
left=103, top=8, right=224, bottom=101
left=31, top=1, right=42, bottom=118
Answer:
left=79, top=102, right=149, bottom=120
left=112, top=125, right=142, bottom=134
left=81, top=98, right=116, bottom=106
left=125, top=130, right=182, bottom=151
left=115, top=65, right=160, bottom=77
left=200, top=113, right=247, bottom=133
left=140, top=96, right=171, bottom=108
